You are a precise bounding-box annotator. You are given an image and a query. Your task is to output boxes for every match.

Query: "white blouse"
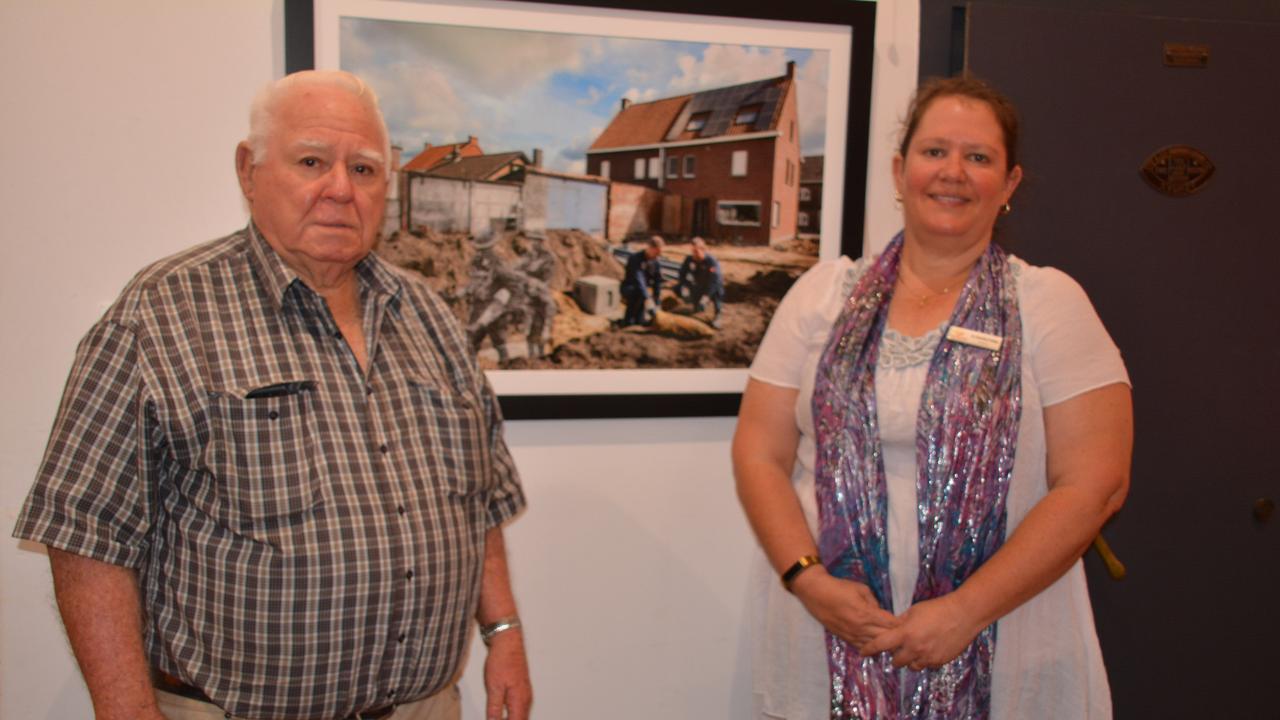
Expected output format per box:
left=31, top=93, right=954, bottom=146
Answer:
left=747, top=254, right=1130, bottom=719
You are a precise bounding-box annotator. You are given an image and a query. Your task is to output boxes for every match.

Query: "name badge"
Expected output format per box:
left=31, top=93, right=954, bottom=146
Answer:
left=946, top=326, right=1003, bottom=351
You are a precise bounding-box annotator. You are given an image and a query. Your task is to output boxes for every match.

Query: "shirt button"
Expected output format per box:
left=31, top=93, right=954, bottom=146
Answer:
left=398, top=632, right=407, bottom=643
left=405, top=569, right=414, bottom=580
left=268, top=410, right=279, bottom=421
left=380, top=444, right=389, bottom=454
left=333, top=330, right=342, bottom=339
left=397, top=505, right=406, bottom=515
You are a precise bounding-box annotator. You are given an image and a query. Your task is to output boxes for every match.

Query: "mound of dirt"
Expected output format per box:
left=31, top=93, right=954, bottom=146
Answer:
left=376, top=228, right=475, bottom=298
left=376, top=228, right=813, bottom=370
left=535, top=230, right=624, bottom=292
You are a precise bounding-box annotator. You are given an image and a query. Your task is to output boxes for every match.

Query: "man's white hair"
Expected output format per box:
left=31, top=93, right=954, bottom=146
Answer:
left=246, top=70, right=392, bottom=179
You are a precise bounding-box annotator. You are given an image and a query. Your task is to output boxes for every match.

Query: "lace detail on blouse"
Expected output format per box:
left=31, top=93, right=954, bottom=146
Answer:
left=879, top=327, right=942, bottom=369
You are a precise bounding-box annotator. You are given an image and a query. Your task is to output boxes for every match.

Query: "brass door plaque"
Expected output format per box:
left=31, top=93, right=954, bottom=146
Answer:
left=1164, top=43, right=1210, bottom=68
left=1141, top=145, right=1215, bottom=197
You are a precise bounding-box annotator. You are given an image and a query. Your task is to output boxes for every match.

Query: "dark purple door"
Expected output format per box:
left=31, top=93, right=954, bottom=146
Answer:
left=967, top=5, right=1280, bottom=717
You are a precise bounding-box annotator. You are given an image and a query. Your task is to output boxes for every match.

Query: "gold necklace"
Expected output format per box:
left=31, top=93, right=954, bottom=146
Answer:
left=896, top=273, right=957, bottom=308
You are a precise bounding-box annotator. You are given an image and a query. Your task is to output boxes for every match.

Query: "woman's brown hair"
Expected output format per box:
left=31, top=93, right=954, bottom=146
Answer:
left=899, top=75, right=1021, bottom=171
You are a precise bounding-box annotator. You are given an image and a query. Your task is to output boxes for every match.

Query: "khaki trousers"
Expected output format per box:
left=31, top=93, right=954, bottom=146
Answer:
left=156, top=685, right=461, bottom=720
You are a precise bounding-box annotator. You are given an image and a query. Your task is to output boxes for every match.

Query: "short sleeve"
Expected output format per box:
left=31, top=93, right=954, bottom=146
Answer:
left=749, top=257, right=857, bottom=389
left=479, top=373, right=526, bottom=529
left=1020, top=264, right=1131, bottom=406
left=12, top=320, right=153, bottom=567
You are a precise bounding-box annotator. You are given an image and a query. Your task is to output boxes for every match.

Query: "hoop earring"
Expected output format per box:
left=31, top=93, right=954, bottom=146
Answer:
left=894, top=191, right=903, bottom=207
left=1000, top=202, right=1012, bottom=215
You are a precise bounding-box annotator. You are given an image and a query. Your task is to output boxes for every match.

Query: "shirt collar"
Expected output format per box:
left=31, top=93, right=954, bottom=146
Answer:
left=245, top=223, right=403, bottom=313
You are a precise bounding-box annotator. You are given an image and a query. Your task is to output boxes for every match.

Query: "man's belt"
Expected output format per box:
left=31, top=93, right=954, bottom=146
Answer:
left=151, top=668, right=396, bottom=719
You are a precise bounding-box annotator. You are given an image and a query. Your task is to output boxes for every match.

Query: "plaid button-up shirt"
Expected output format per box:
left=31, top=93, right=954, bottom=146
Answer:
left=14, top=226, right=525, bottom=719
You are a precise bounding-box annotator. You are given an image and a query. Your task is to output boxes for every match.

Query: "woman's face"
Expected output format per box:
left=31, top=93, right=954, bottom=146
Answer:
left=893, top=95, right=1022, bottom=250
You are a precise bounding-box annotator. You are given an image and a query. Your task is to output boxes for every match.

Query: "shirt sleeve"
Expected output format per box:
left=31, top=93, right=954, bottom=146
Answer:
left=479, top=365, right=526, bottom=530
left=12, top=319, right=153, bottom=568
left=1021, top=264, right=1131, bottom=407
left=749, top=258, right=853, bottom=390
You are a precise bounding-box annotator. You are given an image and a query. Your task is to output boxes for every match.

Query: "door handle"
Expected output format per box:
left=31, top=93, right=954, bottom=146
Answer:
left=1092, top=534, right=1126, bottom=580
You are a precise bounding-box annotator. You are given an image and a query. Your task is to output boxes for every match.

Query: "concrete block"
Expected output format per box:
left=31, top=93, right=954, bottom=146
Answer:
left=575, top=275, right=623, bottom=317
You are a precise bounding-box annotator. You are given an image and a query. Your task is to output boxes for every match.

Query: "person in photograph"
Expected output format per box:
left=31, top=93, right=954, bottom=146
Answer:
left=12, top=70, right=531, bottom=720
left=620, top=235, right=665, bottom=326
left=733, top=75, right=1132, bottom=718
left=676, top=236, right=725, bottom=329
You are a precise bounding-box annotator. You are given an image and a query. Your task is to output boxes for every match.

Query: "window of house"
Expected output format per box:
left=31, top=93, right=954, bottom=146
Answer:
left=648, top=157, right=661, bottom=179
left=600, top=160, right=611, bottom=179
left=734, top=104, right=761, bottom=125
left=666, top=156, right=679, bottom=178
left=799, top=186, right=811, bottom=201
left=731, top=150, right=748, bottom=177
left=772, top=201, right=781, bottom=228
left=685, top=112, right=710, bottom=132
left=683, top=155, right=696, bottom=178
left=798, top=211, right=810, bottom=228
left=717, top=201, right=762, bottom=226
left=634, top=158, right=645, bottom=179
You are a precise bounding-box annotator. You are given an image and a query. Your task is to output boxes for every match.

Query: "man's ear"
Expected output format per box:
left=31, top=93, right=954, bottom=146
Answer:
left=235, top=142, right=256, bottom=202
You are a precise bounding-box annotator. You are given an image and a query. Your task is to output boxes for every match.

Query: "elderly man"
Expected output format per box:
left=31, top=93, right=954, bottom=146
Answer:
left=12, top=71, right=531, bottom=720
left=619, top=235, right=665, bottom=326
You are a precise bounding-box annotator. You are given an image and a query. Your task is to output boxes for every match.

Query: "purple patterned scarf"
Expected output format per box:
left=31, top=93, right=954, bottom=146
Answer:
left=811, top=233, right=1022, bottom=718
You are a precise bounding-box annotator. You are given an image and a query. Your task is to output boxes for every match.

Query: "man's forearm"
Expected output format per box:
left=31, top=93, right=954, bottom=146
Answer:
left=475, top=526, right=533, bottom=720
left=476, top=527, right=518, bottom=624
left=48, top=548, right=164, bottom=720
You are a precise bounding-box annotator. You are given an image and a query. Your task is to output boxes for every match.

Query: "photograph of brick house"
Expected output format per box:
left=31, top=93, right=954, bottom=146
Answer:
left=586, top=62, right=802, bottom=246
left=330, top=7, right=853, bottom=377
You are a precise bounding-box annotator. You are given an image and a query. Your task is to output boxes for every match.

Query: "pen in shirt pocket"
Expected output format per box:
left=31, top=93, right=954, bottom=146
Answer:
left=244, top=380, right=316, bottom=399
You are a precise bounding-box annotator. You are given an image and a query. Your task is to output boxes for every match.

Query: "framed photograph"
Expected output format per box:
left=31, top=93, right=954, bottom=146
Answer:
left=285, top=0, right=874, bottom=419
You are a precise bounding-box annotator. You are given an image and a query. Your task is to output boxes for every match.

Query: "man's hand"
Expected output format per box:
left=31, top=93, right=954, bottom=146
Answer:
left=790, top=566, right=901, bottom=649
left=483, top=629, right=532, bottom=720
left=859, top=594, right=981, bottom=670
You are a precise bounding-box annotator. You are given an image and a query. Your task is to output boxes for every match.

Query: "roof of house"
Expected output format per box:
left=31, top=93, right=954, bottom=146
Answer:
left=422, top=152, right=528, bottom=181
left=402, top=137, right=483, bottom=172
left=800, top=155, right=824, bottom=183
left=589, top=68, right=795, bottom=151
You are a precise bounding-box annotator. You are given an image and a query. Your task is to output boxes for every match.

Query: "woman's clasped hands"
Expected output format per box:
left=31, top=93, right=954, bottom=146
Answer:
left=792, top=568, right=983, bottom=672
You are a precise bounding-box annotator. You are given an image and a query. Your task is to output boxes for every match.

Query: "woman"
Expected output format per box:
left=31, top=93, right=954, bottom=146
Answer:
left=733, top=76, right=1132, bottom=719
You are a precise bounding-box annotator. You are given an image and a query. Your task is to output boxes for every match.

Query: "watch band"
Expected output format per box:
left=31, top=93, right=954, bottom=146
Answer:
left=781, top=555, right=822, bottom=591
left=480, top=616, right=522, bottom=646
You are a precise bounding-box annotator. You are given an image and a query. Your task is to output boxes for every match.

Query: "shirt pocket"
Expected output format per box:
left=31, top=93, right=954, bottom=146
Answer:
left=204, top=378, right=327, bottom=537
left=406, top=374, right=494, bottom=499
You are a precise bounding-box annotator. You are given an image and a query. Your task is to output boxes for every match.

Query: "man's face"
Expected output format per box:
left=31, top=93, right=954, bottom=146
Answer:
left=692, top=244, right=706, bottom=261
left=236, top=85, right=388, bottom=280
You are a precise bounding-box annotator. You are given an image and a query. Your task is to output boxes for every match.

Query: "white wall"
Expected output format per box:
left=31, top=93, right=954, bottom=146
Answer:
left=0, top=1, right=916, bottom=717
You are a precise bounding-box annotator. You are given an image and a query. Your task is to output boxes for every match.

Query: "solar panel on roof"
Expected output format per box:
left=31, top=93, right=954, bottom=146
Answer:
left=654, top=76, right=783, bottom=141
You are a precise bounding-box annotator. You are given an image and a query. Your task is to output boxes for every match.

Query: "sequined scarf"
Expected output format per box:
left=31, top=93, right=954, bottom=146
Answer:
left=811, top=233, right=1022, bottom=718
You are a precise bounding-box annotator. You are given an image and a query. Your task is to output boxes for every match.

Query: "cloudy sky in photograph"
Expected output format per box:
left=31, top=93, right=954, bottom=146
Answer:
left=340, top=17, right=830, bottom=174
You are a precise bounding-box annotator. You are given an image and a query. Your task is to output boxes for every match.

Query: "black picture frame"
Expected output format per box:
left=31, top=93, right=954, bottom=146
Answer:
left=284, top=0, right=875, bottom=420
